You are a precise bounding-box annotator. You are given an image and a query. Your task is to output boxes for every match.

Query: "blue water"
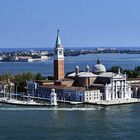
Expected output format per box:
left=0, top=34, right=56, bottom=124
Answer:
left=0, top=53, right=140, bottom=76
left=0, top=104, right=140, bottom=140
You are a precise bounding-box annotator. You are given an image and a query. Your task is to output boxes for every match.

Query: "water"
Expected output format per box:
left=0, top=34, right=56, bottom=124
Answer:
left=0, top=104, right=140, bottom=140
left=0, top=53, right=140, bottom=76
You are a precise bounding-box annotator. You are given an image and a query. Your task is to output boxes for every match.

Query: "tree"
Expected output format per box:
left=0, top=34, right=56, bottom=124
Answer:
left=35, top=73, right=46, bottom=80
left=13, top=72, right=46, bottom=92
left=47, top=76, right=54, bottom=80
left=134, top=66, right=140, bottom=71
left=0, top=72, right=14, bottom=82
left=108, top=66, right=123, bottom=73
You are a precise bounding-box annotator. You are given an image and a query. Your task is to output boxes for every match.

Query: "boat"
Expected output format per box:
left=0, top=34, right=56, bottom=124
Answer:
left=0, top=97, right=49, bottom=106
left=0, top=92, right=50, bottom=106
left=0, top=88, right=58, bottom=106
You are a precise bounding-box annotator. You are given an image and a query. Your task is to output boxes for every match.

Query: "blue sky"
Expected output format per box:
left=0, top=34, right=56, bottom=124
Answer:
left=0, top=0, right=140, bottom=48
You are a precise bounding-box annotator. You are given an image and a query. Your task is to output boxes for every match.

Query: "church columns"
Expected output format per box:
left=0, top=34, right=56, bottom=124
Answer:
left=115, top=81, right=117, bottom=99
left=110, top=70, right=131, bottom=101
left=112, top=80, right=114, bottom=100
left=105, top=84, right=111, bottom=101
left=128, top=86, right=131, bottom=98
left=120, top=81, right=124, bottom=98
left=124, top=80, right=126, bottom=98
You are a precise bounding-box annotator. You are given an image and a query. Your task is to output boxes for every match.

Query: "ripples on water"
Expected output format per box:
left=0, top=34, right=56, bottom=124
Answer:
left=0, top=107, right=102, bottom=111
left=0, top=104, right=140, bottom=140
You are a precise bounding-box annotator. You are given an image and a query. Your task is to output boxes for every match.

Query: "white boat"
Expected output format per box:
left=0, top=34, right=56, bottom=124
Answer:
left=0, top=90, right=58, bottom=106
left=0, top=97, right=49, bottom=106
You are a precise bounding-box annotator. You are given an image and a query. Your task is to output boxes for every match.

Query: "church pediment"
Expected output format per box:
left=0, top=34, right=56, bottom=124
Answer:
left=113, top=73, right=126, bottom=79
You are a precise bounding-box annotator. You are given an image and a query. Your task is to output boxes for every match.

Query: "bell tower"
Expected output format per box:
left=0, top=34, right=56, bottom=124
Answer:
left=54, top=30, right=64, bottom=81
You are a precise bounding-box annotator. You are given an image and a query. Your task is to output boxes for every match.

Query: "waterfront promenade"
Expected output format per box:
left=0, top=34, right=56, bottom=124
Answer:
left=21, top=95, right=140, bottom=106
left=91, top=98, right=140, bottom=106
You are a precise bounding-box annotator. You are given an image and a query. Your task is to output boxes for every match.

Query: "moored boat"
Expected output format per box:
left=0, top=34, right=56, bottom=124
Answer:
left=0, top=97, right=49, bottom=106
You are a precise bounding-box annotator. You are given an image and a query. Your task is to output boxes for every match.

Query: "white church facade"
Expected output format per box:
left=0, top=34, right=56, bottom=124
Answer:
left=103, top=70, right=131, bottom=101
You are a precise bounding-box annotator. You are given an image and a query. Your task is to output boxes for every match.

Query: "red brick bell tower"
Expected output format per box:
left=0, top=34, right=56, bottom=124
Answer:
left=54, top=30, right=64, bottom=81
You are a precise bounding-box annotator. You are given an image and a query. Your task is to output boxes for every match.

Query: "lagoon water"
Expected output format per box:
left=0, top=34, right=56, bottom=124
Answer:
left=0, top=53, right=140, bottom=76
left=0, top=104, right=140, bottom=140
left=0, top=53, right=140, bottom=140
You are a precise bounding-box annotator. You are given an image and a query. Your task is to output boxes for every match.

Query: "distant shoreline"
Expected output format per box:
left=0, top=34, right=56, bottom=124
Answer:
left=0, top=47, right=140, bottom=52
left=0, top=47, right=140, bottom=62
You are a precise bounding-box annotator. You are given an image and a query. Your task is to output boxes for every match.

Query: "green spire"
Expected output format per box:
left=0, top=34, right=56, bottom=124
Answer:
left=55, top=29, right=62, bottom=47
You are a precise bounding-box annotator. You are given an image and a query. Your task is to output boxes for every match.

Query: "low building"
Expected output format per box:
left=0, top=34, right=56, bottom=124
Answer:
left=33, top=83, right=101, bottom=103
left=128, top=78, right=140, bottom=98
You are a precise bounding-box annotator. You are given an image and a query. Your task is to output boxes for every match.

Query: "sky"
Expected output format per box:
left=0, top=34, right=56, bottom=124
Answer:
left=0, top=0, right=140, bottom=48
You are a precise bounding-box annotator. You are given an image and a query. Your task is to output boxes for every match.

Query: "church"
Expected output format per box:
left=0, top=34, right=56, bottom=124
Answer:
left=28, top=30, right=132, bottom=103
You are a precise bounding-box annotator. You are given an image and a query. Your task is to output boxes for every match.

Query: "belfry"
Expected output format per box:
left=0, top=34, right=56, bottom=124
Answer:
left=53, top=30, right=65, bottom=81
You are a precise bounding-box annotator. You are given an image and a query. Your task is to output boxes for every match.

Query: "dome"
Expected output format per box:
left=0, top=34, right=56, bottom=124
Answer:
left=92, top=59, right=106, bottom=74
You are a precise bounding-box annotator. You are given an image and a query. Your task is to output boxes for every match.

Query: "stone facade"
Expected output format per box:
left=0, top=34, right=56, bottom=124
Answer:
left=33, top=84, right=101, bottom=103
left=103, top=73, right=131, bottom=101
left=84, top=90, right=101, bottom=102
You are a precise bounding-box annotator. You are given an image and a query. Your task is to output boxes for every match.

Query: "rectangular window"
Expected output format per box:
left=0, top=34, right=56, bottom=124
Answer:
left=59, top=51, right=62, bottom=55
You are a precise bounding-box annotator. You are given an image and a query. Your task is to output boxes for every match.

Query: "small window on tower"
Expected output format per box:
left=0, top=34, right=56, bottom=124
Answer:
left=59, top=51, right=62, bottom=55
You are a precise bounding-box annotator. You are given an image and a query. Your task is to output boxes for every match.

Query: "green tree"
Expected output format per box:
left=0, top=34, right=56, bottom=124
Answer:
left=108, top=66, right=123, bottom=73
left=35, top=73, right=46, bottom=80
left=0, top=72, right=14, bottom=82
left=14, top=72, right=46, bottom=92
left=134, top=66, right=140, bottom=71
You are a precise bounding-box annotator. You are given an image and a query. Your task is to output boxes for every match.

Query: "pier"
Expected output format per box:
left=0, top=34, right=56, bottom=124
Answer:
left=87, top=98, right=140, bottom=106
